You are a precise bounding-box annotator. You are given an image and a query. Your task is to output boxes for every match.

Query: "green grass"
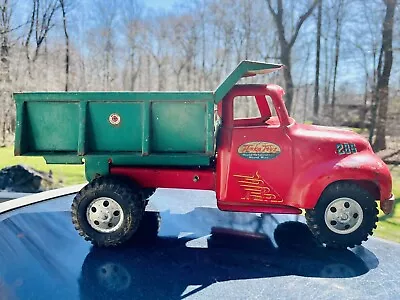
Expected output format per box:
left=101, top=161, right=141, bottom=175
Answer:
left=0, top=146, right=86, bottom=186
left=0, top=146, right=399, bottom=243
left=374, top=165, right=400, bottom=243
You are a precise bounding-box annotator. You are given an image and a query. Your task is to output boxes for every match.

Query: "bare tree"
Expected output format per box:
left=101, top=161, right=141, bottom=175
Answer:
left=0, top=0, right=12, bottom=145
left=330, top=0, right=346, bottom=121
left=198, top=0, right=207, bottom=90
left=168, top=12, right=198, bottom=90
left=372, top=0, right=397, bottom=151
left=0, top=0, right=397, bottom=150
left=353, top=43, right=371, bottom=130
left=350, top=0, right=383, bottom=131
left=230, top=0, right=253, bottom=63
left=322, top=3, right=333, bottom=106
left=25, top=0, right=60, bottom=64
left=313, top=0, right=322, bottom=119
left=142, top=15, right=170, bottom=91
left=59, top=0, right=70, bottom=91
left=93, top=0, right=118, bottom=90
left=265, top=0, right=319, bottom=114
left=122, top=0, right=144, bottom=91
left=206, top=1, right=232, bottom=89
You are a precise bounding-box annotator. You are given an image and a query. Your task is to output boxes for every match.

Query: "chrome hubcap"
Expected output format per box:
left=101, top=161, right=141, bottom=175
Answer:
left=325, top=197, right=364, bottom=234
left=86, top=197, right=124, bottom=233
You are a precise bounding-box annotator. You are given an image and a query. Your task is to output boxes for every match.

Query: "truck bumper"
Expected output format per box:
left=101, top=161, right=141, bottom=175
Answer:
left=380, top=194, right=395, bottom=215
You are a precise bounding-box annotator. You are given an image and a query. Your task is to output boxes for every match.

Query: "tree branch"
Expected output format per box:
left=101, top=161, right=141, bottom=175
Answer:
left=24, top=0, right=36, bottom=61
left=289, top=0, right=319, bottom=48
left=265, top=0, right=277, bottom=17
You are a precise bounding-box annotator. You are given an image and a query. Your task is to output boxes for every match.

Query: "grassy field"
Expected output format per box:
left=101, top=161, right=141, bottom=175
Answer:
left=0, top=147, right=86, bottom=186
left=0, top=146, right=399, bottom=243
left=374, top=164, right=400, bottom=243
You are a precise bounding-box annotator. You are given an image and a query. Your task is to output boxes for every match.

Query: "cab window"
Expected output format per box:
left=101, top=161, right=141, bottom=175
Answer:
left=233, top=95, right=276, bottom=127
left=234, top=96, right=261, bottom=120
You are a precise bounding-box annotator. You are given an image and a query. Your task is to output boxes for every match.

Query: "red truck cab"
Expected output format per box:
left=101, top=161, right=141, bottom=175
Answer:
left=216, top=83, right=393, bottom=209
left=212, top=83, right=393, bottom=248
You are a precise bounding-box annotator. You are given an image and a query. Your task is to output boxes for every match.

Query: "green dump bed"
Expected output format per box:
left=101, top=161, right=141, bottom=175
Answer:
left=13, top=61, right=283, bottom=178
left=14, top=91, right=216, bottom=166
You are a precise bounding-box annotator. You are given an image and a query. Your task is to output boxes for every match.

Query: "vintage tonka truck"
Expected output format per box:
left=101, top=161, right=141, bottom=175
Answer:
left=13, top=60, right=394, bottom=249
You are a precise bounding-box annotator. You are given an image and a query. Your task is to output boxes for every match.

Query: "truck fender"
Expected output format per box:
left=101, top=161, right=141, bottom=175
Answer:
left=285, top=152, right=392, bottom=209
left=84, top=157, right=110, bottom=182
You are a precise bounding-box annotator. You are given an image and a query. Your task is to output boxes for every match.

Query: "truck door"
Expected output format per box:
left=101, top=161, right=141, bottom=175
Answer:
left=216, top=86, right=293, bottom=209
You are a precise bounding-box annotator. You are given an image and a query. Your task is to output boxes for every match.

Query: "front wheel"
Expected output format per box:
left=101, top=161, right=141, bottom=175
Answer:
left=305, top=182, right=378, bottom=249
left=71, top=176, right=145, bottom=247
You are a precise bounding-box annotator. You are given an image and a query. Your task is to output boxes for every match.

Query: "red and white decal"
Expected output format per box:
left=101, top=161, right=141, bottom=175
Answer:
left=109, top=113, right=121, bottom=125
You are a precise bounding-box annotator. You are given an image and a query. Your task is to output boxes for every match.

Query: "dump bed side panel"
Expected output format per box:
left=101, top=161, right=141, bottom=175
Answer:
left=14, top=92, right=215, bottom=167
left=26, top=101, right=80, bottom=152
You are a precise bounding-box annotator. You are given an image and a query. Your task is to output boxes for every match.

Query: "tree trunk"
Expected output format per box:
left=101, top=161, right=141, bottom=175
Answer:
left=331, top=0, right=343, bottom=123
left=265, top=0, right=318, bottom=116
left=323, top=34, right=330, bottom=105
left=331, top=36, right=340, bottom=122
left=60, top=0, right=69, bottom=91
left=0, top=0, right=11, bottom=146
left=313, top=0, right=322, bottom=119
left=280, top=48, right=294, bottom=114
left=146, top=54, right=151, bottom=91
left=201, top=7, right=206, bottom=90
left=368, top=47, right=383, bottom=144
left=360, top=76, right=368, bottom=130
left=373, top=0, right=397, bottom=151
left=129, top=50, right=135, bottom=91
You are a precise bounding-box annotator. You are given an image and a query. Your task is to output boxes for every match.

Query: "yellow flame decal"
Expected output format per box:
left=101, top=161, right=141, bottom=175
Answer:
left=233, top=171, right=283, bottom=203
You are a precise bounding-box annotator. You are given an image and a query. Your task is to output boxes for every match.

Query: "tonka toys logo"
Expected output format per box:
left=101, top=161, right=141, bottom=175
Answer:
left=237, top=141, right=281, bottom=160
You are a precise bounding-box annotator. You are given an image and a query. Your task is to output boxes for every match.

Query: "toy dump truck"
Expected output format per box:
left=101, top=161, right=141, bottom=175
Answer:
left=13, top=60, right=394, bottom=248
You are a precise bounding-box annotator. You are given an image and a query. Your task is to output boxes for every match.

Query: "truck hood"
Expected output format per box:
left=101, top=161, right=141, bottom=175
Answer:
left=290, top=124, right=373, bottom=161
left=294, top=124, right=369, bottom=144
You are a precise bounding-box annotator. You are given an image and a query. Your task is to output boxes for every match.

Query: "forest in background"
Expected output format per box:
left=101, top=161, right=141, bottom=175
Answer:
left=0, top=0, right=399, bottom=159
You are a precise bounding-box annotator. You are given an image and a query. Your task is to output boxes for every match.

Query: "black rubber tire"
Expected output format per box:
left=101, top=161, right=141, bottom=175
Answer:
left=71, top=176, right=145, bottom=247
left=305, top=182, right=378, bottom=249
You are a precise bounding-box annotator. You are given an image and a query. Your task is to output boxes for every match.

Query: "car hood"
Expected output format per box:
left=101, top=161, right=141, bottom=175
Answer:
left=292, top=124, right=371, bottom=148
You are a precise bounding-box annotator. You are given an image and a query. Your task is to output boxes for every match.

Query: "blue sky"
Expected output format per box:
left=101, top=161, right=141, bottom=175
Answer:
left=144, top=0, right=176, bottom=10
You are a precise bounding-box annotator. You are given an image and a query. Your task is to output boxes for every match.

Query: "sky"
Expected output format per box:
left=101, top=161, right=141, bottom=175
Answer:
left=142, top=0, right=176, bottom=10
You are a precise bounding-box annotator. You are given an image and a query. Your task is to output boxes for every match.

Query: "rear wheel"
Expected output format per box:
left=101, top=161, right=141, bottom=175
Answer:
left=305, top=182, right=378, bottom=248
left=71, top=176, right=146, bottom=247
